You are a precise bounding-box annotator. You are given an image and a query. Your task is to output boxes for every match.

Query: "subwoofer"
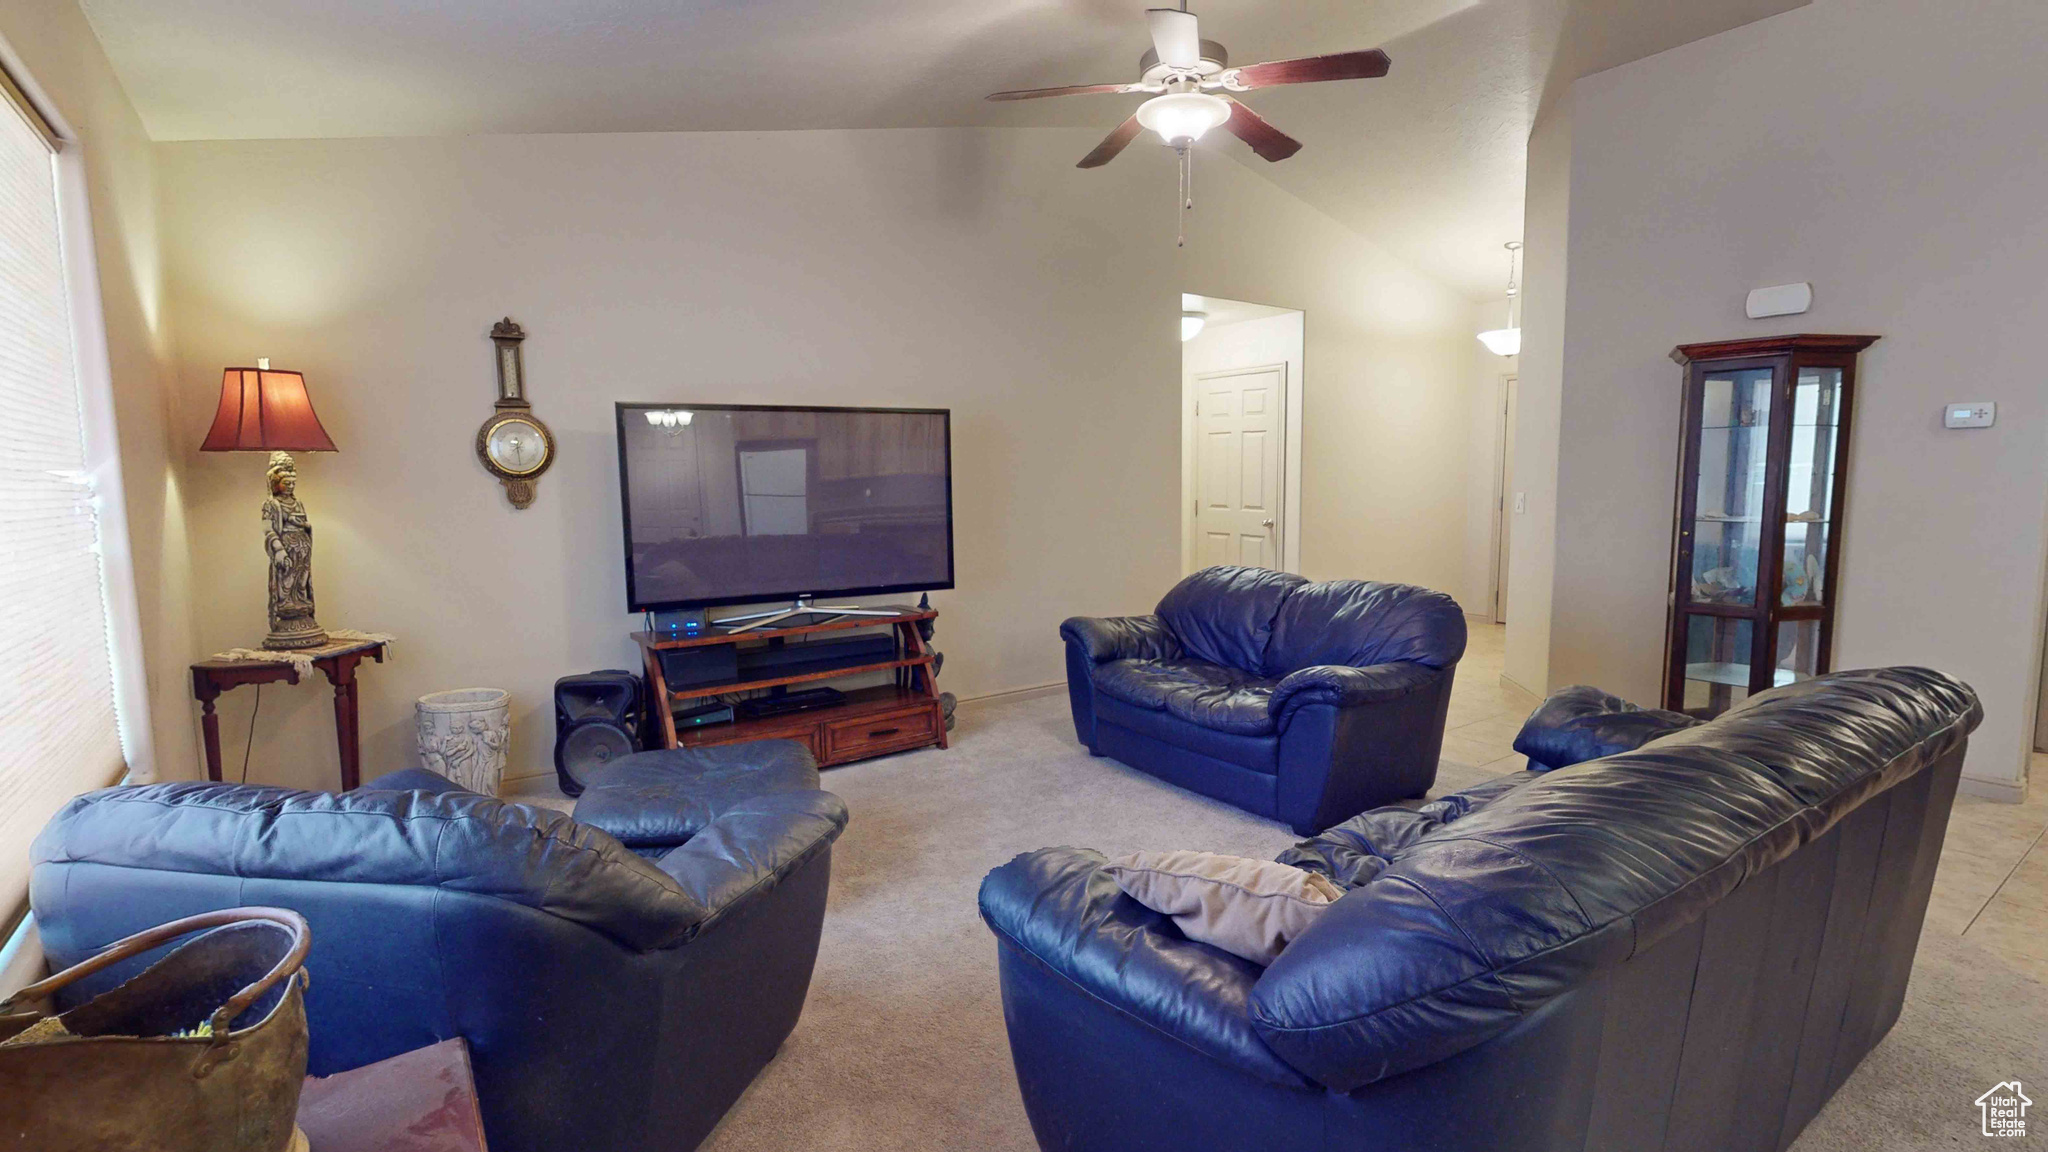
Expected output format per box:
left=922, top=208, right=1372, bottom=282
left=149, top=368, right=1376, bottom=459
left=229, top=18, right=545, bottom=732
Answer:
left=553, top=670, right=641, bottom=797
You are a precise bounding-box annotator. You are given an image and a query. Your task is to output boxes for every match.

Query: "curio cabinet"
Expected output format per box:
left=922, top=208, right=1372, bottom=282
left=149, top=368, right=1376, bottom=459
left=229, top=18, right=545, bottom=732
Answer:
left=1664, top=333, right=1879, bottom=718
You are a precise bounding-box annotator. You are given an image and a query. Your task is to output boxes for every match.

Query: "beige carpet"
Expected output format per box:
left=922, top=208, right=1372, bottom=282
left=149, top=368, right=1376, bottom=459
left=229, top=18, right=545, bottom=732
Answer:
left=670, top=692, right=2045, bottom=1151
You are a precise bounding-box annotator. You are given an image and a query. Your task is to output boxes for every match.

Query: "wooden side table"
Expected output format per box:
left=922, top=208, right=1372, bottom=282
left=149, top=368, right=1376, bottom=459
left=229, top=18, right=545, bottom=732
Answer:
left=191, top=639, right=387, bottom=789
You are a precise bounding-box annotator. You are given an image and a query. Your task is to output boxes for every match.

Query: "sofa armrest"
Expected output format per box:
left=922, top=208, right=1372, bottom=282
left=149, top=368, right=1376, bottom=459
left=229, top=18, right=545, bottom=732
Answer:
left=1059, top=615, right=1182, bottom=665
left=1513, top=685, right=1701, bottom=771
left=653, top=790, right=848, bottom=945
left=573, top=741, right=821, bottom=851
left=977, top=847, right=1313, bottom=1088
left=1270, top=662, right=1440, bottom=728
left=359, top=767, right=476, bottom=797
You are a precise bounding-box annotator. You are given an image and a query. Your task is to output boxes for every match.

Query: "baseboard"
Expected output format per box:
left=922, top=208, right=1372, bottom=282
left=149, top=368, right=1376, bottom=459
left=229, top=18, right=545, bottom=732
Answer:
left=1500, top=671, right=1542, bottom=698
left=1958, top=774, right=2028, bottom=804
left=959, top=681, right=1065, bottom=706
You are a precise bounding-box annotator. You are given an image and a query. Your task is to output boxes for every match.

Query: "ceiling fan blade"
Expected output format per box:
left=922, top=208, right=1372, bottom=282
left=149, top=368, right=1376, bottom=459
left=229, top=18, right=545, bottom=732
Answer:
left=985, top=83, right=1135, bottom=102
left=1077, top=114, right=1144, bottom=169
left=1222, top=99, right=1303, bottom=162
left=1229, top=49, right=1391, bottom=89
left=1146, top=8, right=1202, bottom=70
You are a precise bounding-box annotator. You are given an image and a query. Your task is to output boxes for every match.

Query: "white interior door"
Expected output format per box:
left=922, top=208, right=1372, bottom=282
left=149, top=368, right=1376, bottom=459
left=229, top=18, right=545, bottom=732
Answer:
left=739, top=447, right=809, bottom=535
left=1196, top=365, right=1286, bottom=569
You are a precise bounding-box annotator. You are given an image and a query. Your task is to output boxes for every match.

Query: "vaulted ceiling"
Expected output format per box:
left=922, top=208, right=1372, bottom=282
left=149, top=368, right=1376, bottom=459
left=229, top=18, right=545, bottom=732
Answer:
left=79, top=0, right=1803, bottom=298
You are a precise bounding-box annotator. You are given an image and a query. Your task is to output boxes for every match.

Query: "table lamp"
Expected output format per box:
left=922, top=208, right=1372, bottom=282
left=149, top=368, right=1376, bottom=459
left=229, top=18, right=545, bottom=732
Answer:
left=200, top=359, right=338, bottom=650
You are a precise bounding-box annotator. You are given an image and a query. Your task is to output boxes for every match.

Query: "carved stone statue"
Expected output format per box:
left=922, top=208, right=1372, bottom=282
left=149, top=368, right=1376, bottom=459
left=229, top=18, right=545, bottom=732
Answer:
left=261, top=451, right=327, bottom=649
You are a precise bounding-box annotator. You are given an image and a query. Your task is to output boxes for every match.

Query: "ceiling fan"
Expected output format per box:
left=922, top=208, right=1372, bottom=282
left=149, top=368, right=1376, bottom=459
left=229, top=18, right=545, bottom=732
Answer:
left=985, top=5, right=1392, bottom=171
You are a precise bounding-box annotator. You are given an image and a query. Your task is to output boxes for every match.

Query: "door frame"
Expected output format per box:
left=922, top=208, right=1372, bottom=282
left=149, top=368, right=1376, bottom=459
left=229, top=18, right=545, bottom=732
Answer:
left=1488, top=374, right=1518, bottom=623
left=1186, top=362, right=1297, bottom=574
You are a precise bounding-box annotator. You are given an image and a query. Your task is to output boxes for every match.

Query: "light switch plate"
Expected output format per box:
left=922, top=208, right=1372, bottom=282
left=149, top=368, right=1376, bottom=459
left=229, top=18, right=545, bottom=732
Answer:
left=1944, top=402, right=1996, bottom=429
left=1514, top=492, right=1527, bottom=514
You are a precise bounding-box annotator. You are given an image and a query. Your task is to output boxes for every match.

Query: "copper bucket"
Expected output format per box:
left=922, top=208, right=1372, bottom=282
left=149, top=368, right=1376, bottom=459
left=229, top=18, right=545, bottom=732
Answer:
left=0, top=907, right=313, bottom=1152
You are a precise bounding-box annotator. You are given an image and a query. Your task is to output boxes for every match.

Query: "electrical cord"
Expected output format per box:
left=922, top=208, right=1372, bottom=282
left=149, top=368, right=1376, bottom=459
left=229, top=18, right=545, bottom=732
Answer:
left=239, top=685, right=262, bottom=784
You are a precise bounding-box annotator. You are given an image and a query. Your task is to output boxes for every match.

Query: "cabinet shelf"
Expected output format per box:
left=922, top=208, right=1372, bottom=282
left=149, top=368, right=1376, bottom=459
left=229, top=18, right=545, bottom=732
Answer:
left=668, top=655, right=934, bottom=700
left=631, top=610, right=949, bottom=766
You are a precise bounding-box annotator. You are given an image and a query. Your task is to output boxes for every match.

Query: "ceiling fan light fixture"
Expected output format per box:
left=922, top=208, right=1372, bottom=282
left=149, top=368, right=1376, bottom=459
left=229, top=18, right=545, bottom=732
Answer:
left=1181, top=310, right=1209, bottom=341
left=1136, top=92, right=1231, bottom=145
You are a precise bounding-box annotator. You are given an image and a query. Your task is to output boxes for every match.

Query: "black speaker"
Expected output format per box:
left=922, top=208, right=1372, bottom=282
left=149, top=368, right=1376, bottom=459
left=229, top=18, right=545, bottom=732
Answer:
left=553, top=670, right=641, bottom=797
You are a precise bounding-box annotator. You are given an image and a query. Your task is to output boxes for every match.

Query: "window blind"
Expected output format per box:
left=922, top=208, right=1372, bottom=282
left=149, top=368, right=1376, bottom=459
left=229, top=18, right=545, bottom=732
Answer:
left=0, top=77, right=125, bottom=923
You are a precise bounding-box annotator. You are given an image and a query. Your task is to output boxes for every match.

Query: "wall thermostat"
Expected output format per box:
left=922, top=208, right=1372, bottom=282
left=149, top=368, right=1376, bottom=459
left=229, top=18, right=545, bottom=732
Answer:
left=1943, top=402, right=1996, bottom=429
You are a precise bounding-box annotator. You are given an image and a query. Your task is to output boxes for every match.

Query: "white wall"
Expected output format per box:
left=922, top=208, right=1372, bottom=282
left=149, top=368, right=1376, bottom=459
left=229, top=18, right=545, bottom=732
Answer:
left=1552, top=0, right=2048, bottom=796
left=1178, top=166, right=1486, bottom=602
left=1465, top=348, right=1518, bottom=621
left=1180, top=310, right=1304, bottom=575
left=1502, top=95, right=1571, bottom=696
left=159, top=129, right=1485, bottom=788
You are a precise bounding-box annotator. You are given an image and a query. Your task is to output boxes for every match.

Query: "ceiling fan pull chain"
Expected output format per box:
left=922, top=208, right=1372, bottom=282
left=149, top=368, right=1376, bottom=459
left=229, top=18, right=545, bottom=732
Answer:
left=1176, top=145, right=1189, bottom=247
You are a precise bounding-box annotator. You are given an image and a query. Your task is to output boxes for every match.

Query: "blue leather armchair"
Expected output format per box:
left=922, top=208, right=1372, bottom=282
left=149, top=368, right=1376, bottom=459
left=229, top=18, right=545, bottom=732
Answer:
left=1061, top=566, right=1466, bottom=833
left=29, top=751, right=846, bottom=1152
left=982, top=667, right=1980, bottom=1152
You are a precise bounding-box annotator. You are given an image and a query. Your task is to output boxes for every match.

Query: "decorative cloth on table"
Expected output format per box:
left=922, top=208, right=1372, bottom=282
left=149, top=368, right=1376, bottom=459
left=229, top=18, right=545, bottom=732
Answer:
left=208, top=629, right=396, bottom=678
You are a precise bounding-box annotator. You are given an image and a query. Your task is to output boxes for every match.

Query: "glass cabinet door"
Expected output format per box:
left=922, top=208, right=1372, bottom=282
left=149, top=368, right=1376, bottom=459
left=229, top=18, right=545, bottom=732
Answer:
left=1674, top=364, right=1776, bottom=717
left=1687, top=368, right=1773, bottom=608
left=1780, top=367, right=1841, bottom=610
left=1680, top=615, right=1757, bottom=715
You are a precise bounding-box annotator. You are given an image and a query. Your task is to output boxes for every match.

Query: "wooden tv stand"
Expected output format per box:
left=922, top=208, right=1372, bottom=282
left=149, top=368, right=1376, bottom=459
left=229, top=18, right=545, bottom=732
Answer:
left=631, top=607, right=948, bottom=767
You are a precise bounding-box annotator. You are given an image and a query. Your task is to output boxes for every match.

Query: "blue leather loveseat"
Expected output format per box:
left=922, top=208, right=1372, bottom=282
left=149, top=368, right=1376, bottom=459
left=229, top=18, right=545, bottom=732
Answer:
left=29, top=744, right=845, bottom=1152
left=981, top=667, right=1979, bottom=1152
left=1061, top=565, right=1466, bottom=833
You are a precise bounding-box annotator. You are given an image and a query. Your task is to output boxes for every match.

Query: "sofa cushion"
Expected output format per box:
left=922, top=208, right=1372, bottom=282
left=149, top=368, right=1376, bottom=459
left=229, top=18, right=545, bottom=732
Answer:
left=1155, top=566, right=1307, bottom=673
left=1093, top=658, right=1280, bottom=736
left=1259, top=579, right=1467, bottom=678
left=1245, top=666, right=1981, bottom=1092
left=1514, top=685, right=1701, bottom=771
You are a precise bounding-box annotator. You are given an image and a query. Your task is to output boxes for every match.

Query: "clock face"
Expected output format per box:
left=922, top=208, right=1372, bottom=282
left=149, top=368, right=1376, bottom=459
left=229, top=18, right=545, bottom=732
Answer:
left=486, top=417, right=550, bottom=476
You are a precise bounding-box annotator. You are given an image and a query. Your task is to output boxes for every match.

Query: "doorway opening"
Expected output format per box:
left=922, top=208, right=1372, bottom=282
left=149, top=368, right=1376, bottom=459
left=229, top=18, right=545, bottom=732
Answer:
left=1489, top=374, right=1519, bottom=623
left=1181, top=294, right=1305, bottom=575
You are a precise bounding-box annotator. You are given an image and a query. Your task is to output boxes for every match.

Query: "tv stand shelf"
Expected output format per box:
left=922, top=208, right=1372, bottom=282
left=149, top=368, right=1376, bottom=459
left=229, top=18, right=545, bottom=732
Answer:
left=631, top=608, right=947, bottom=767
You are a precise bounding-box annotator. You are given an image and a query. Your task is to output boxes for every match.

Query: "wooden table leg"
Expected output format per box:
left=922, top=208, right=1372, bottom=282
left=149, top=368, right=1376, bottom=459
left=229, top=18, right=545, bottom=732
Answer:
left=644, top=644, right=678, bottom=750
left=323, top=653, right=365, bottom=791
left=195, top=675, right=225, bottom=782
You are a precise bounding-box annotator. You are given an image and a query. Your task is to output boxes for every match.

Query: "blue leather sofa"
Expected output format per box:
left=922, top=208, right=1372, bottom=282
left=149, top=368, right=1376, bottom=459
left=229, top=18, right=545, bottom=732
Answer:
left=1061, top=566, right=1466, bottom=833
left=982, top=667, right=1980, bottom=1152
left=29, top=744, right=845, bottom=1152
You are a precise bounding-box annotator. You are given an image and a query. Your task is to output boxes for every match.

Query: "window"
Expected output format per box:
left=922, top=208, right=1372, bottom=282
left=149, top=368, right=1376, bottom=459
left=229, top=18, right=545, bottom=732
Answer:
left=0, top=64, right=127, bottom=926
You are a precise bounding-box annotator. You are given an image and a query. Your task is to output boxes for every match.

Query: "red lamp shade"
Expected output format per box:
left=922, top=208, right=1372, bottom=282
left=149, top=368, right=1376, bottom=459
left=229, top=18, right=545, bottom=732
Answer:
left=199, top=366, right=338, bottom=452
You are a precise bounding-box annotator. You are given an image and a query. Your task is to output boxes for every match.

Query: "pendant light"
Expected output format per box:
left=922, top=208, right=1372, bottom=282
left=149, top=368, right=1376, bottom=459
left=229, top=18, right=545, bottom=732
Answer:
left=1477, top=241, right=1523, bottom=357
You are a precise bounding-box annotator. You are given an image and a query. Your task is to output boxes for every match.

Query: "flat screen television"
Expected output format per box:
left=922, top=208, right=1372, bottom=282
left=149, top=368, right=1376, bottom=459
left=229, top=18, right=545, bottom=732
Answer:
left=615, top=403, right=954, bottom=612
